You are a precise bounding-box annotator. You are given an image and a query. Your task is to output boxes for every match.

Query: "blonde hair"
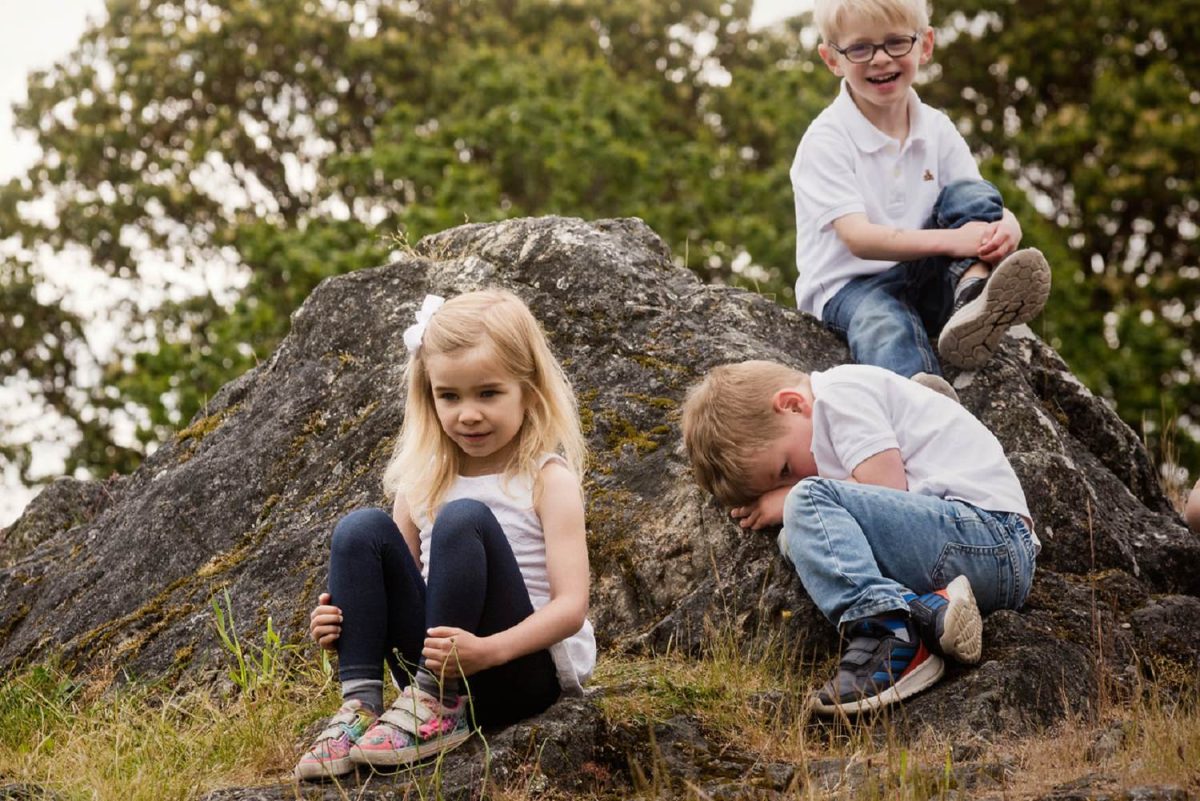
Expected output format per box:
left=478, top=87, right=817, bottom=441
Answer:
left=813, top=0, right=930, bottom=43
left=681, top=360, right=807, bottom=507
left=382, top=289, right=587, bottom=520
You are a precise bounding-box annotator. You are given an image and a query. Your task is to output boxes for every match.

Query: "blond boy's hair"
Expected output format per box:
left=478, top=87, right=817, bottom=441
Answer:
left=382, top=289, right=587, bottom=521
left=680, top=360, right=806, bottom=507
left=813, top=0, right=930, bottom=43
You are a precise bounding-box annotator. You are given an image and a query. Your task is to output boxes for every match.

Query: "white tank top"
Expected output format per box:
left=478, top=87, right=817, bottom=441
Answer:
left=413, top=454, right=596, bottom=694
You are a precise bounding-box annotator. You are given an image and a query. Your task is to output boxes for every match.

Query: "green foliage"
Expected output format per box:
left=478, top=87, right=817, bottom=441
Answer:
left=1, top=0, right=1196, bottom=489
left=924, top=0, right=1200, bottom=465
left=210, top=587, right=299, bottom=694
left=0, top=664, right=80, bottom=761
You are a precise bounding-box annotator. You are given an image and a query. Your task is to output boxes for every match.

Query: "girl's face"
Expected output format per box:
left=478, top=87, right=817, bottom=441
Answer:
left=426, top=344, right=528, bottom=476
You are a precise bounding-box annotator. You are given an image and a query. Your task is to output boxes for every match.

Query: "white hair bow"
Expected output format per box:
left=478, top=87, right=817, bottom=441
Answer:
left=403, top=294, right=445, bottom=354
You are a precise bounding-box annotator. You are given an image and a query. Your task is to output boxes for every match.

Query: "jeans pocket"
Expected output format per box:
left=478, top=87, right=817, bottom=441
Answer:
left=931, top=541, right=1014, bottom=614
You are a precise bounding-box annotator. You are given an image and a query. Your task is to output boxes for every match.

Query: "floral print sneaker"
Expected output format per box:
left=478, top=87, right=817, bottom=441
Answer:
left=293, top=700, right=377, bottom=780
left=350, top=685, right=471, bottom=767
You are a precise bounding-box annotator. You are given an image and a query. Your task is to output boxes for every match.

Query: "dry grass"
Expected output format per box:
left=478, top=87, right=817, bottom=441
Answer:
left=1145, top=411, right=1195, bottom=515
left=2, top=616, right=1198, bottom=800
left=593, top=618, right=1200, bottom=800
left=0, top=660, right=335, bottom=800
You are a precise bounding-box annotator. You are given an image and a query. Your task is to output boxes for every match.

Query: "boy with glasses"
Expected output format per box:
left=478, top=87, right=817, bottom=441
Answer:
left=791, top=0, right=1051, bottom=397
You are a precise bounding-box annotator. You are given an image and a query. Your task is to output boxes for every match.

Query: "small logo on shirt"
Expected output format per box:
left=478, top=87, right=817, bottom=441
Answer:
left=923, top=169, right=934, bottom=181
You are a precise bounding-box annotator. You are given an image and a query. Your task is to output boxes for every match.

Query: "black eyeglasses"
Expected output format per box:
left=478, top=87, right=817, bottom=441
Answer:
left=830, top=33, right=918, bottom=64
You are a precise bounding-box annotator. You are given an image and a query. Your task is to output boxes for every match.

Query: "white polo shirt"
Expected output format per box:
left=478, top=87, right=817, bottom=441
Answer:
left=790, top=81, right=981, bottom=319
left=809, top=364, right=1038, bottom=550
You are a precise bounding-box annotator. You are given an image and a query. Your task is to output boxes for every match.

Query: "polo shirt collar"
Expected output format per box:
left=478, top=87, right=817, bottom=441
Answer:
left=833, top=80, right=929, bottom=153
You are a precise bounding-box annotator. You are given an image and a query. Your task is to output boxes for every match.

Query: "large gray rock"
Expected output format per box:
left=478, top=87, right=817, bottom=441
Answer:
left=2, top=216, right=1199, bottom=783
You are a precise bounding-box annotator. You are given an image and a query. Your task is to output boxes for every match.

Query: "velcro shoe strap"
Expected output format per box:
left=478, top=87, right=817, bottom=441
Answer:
left=377, top=694, right=437, bottom=734
left=316, top=710, right=362, bottom=742
left=840, top=638, right=883, bottom=667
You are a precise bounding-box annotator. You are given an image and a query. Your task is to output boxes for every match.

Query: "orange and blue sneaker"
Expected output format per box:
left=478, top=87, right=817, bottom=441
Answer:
left=810, top=615, right=944, bottom=716
left=293, top=700, right=377, bottom=780
left=350, top=685, right=471, bottom=767
left=908, top=575, right=983, bottom=664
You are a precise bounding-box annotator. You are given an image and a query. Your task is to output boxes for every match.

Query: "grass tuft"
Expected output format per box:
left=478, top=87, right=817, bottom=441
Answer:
left=2, top=599, right=1199, bottom=800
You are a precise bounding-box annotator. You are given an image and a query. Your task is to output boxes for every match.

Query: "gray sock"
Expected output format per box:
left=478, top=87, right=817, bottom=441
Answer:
left=415, top=666, right=460, bottom=704
left=341, top=679, right=384, bottom=716
left=955, top=275, right=987, bottom=303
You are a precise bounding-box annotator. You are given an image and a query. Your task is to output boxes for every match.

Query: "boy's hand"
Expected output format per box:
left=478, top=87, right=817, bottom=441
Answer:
left=942, top=222, right=992, bottom=258
left=978, top=218, right=1020, bottom=264
left=309, top=592, right=342, bottom=651
left=731, top=487, right=791, bottom=530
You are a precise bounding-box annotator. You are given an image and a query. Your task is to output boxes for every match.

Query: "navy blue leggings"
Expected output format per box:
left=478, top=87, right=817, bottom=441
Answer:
left=327, top=500, right=561, bottom=726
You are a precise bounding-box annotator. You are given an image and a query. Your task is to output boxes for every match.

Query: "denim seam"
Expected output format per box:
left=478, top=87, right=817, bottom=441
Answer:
left=805, top=480, right=909, bottom=625
left=901, top=304, right=937, bottom=373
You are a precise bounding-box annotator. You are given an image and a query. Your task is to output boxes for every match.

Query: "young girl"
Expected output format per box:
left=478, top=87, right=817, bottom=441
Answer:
left=294, top=289, right=594, bottom=780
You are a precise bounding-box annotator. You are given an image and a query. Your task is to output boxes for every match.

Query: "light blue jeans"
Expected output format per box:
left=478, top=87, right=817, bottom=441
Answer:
left=822, top=179, right=1005, bottom=377
left=778, top=477, right=1037, bottom=629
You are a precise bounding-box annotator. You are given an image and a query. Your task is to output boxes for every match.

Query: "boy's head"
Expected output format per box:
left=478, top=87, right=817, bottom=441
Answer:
left=681, top=360, right=819, bottom=507
left=813, top=0, right=930, bottom=45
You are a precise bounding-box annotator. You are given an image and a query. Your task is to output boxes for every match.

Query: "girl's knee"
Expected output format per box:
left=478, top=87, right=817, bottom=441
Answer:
left=331, top=507, right=393, bottom=554
left=430, top=498, right=495, bottom=541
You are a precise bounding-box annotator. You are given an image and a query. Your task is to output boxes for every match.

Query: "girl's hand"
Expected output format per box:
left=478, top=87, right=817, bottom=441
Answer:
left=423, top=626, right=495, bottom=680
left=309, top=592, right=343, bottom=651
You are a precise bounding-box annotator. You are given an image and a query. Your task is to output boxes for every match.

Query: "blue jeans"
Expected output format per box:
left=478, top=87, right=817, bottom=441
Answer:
left=328, top=501, right=561, bottom=726
left=822, top=179, right=1005, bottom=377
left=778, top=477, right=1036, bottom=629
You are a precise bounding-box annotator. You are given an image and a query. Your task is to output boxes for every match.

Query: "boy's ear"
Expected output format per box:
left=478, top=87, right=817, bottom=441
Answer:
left=772, top=388, right=812, bottom=417
left=817, top=42, right=843, bottom=76
left=918, top=27, right=934, bottom=65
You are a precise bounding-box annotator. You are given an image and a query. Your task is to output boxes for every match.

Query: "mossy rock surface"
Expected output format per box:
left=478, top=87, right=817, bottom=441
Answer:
left=2, top=216, right=1198, bottom=761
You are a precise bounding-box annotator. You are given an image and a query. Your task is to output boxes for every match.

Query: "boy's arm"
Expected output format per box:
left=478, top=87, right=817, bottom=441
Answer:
left=850, top=448, right=908, bottom=491
left=832, top=213, right=991, bottom=263
left=731, top=446, right=908, bottom=529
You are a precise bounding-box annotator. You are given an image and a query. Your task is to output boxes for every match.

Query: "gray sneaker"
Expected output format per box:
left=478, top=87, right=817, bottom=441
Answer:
left=937, top=248, right=1051, bottom=369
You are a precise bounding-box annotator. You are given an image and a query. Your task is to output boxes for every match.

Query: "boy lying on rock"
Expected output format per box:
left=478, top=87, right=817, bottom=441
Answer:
left=681, top=360, right=1038, bottom=714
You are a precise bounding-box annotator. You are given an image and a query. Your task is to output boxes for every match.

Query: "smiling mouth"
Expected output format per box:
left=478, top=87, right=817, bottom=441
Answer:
left=867, top=73, right=900, bottom=84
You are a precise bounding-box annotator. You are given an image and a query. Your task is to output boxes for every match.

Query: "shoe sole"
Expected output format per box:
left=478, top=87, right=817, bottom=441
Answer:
left=294, top=755, right=353, bottom=781
left=937, top=248, right=1051, bottom=369
left=938, top=575, right=983, bottom=665
left=350, top=729, right=472, bottom=767
left=810, top=651, right=945, bottom=716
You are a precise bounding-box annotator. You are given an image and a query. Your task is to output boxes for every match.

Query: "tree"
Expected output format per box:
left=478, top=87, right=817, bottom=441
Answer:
left=4, top=0, right=1196, bottom=505
left=0, top=0, right=823, bottom=494
left=922, top=0, right=1200, bottom=470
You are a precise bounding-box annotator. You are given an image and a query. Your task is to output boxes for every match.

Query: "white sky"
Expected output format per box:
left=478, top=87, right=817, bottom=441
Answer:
left=0, top=0, right=108, bottom=181
left=0, top=0, right=805, bottom=526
